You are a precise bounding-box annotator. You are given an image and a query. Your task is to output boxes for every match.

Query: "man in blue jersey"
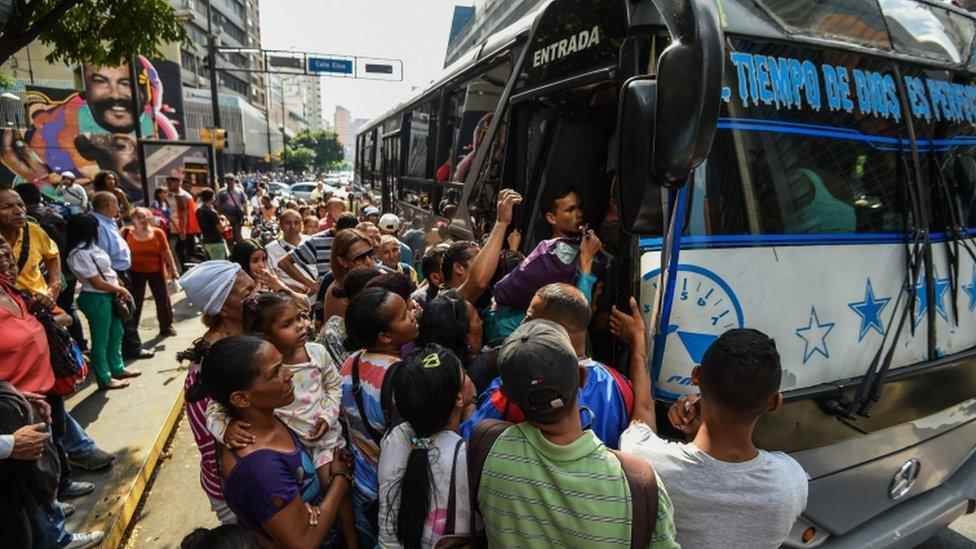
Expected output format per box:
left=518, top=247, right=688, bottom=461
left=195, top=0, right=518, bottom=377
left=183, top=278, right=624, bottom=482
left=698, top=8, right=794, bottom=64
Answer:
left=462, top=282, right=633, bottom=447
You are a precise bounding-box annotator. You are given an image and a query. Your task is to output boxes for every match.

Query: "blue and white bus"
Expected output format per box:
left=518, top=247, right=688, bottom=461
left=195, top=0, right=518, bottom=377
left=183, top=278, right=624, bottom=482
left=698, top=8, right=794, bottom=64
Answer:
left=356, top=0, right=976, bottom=545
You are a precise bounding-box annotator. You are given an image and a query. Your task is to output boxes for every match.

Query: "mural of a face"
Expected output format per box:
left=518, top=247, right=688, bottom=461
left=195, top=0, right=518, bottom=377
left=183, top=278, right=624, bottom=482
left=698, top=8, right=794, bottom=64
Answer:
left=83, top=63, right=136, bottom=133
left=75, top=133, right=141, bottom=200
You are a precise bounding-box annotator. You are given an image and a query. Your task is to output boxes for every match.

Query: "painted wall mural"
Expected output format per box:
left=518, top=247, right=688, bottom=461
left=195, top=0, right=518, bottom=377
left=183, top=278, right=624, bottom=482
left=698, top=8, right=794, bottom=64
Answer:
left=0, top=56, right=185, bottom=203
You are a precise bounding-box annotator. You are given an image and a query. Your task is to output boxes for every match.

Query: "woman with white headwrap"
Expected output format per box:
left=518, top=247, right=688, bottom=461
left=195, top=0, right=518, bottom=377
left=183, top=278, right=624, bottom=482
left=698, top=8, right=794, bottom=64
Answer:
left=176, top=260, right=257, bottom=524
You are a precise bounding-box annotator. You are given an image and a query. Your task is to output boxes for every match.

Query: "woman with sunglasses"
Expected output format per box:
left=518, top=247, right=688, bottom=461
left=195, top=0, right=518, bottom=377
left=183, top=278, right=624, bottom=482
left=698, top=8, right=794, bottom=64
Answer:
left=322, top=229, right=375, bottom=321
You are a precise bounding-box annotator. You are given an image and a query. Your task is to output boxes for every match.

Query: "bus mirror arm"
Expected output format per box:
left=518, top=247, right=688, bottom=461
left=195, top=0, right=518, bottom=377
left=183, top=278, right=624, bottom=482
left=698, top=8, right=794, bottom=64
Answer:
left=650, top=0, right=724, bottom=187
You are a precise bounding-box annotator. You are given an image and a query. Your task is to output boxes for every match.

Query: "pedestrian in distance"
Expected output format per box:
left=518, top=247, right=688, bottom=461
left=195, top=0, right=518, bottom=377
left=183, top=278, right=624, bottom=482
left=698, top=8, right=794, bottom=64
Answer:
left=186, top=335, right=355, bottom=547
left=91, top=170, right=130, bottom=221
left=196, top=188, right=228, bottom=261
left=124, top=207, right=179, bottom=338
left=53, top=171, right=88, bottom=215
left=216, top=174, right=249, bottom=244
left=91, top=191, right=154, bottom=360
left=377, top=344, right=477, bottom=548
left=165, top=175, right=195, bottom=270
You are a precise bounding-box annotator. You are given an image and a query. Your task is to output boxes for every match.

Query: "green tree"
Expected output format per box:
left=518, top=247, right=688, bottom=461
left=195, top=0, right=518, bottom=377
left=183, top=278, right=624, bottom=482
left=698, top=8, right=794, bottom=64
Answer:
left=291, top=129, right=344, bottom=170
left=284, top=145, right=316, bottom=172
left=0, top=0, right=188, bottom=67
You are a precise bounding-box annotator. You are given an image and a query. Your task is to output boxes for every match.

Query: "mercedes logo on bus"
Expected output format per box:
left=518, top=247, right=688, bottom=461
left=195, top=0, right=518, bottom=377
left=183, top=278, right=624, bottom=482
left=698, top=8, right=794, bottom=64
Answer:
left=889, top=459, right=921, bottom=500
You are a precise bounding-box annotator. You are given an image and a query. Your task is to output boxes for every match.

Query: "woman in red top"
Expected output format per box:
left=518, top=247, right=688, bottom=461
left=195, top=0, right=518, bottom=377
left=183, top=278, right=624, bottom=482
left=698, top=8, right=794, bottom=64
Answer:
left=0, top=239, right=54, bottom=395
left=125, top=207, right=180, bottom=337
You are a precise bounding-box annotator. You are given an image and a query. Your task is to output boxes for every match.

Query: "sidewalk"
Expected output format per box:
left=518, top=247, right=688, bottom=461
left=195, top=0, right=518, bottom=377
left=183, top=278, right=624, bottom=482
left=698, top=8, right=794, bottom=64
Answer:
left=62, top=289, right=207, bottom=548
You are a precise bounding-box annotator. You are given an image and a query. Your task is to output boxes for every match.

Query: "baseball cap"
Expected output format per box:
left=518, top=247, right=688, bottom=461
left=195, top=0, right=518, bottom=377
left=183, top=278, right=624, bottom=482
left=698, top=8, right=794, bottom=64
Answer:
left=362, top=206, right=380, bottom=217
left=60, top=171, right=76, bottom=180
left=378, top=213, right=400, bottom=232
left=223, top=173, right=236, bottom=181
left=498, top=320, right=579, bottom=411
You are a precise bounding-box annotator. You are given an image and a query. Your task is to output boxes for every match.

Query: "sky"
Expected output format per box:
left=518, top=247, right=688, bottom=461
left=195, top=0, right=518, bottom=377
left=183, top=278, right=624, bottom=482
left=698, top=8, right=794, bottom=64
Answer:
left=260, top=0, right=472, bottom=124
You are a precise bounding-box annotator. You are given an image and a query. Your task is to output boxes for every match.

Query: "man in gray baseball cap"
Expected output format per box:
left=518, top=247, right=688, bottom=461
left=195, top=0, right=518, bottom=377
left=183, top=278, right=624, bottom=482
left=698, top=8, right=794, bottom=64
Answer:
left=498, top=319, right=582, bottom=414
left=471, top=318, right=679, bottom=547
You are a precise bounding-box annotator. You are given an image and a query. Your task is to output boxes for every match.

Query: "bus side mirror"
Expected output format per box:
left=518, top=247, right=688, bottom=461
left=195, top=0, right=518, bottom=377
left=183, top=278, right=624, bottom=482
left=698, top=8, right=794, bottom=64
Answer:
left=616, top=78, right=661, bottom=234
left=617, top=0, right=724, bottom=234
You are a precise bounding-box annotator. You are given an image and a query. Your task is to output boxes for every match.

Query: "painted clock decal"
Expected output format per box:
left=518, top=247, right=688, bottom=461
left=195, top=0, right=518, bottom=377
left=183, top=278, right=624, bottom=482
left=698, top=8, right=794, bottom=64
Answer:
left=642, top=264, right=745, bottom=398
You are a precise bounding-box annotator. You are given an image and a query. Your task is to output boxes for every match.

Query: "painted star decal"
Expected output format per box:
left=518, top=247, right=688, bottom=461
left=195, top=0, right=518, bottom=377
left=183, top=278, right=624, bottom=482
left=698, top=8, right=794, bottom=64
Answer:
left=905, top=273, right=951, bottom=327
left=796, top=306, right=835, bottom=364
left=848, top=279, right=891, bottom=342
left=964, top=266, right=976, bottom=313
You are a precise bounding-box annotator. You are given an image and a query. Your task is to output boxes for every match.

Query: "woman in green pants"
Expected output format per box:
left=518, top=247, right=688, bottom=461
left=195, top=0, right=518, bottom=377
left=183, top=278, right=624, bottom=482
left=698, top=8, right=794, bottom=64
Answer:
left=65, top=214, right=141, bottom=390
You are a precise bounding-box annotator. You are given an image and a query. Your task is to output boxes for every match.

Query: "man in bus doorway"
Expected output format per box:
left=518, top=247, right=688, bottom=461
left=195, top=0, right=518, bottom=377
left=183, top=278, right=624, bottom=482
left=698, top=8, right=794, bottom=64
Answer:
left=491, top=187, right=606, bottom=325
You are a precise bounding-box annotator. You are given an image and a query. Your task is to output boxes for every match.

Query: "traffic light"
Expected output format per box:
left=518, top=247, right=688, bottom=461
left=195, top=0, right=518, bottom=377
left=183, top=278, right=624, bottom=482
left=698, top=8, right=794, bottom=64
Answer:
left=200, top=127, right=228, bottom=150
left=213, top=129, right=227, bottom=150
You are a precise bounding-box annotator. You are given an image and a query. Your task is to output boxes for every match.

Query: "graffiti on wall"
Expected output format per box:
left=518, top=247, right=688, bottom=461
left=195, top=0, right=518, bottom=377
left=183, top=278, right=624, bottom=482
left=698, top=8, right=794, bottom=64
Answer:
left=0, top=56, right=185, bottom=203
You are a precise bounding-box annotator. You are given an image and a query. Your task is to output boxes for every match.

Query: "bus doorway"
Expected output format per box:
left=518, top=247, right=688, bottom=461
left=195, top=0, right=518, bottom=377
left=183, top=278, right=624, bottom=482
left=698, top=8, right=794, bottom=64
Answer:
left=507, top=82, right=621, bottom=254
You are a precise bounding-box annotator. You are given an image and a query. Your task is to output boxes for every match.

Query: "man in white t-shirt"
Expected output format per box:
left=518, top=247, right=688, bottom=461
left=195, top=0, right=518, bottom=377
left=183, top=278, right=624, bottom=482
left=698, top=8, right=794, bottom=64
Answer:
left=54, top=171, right=88, bottom=215
left=266, top=208, right=314, bottom=293
left=611, top=300, right=808, bottom=549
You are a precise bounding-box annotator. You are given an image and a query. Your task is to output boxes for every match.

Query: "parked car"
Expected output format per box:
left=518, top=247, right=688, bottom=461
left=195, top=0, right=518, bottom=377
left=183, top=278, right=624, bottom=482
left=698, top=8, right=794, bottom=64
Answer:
left=289, top=182, right=319, bottom=201
left=267, top=181, right=291, bottom=198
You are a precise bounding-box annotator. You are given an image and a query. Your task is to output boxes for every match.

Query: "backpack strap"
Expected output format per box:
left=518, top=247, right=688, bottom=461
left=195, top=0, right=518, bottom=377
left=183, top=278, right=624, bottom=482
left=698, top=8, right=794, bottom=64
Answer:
left=442, top=437, right=465, bottom=536
left=611, top=449, right=660, bottom=549
left=350, top=351, right=385, bottom=445
left=466, top=419, right=513, bottom=547
left=16, top=224, right=30, bottom=276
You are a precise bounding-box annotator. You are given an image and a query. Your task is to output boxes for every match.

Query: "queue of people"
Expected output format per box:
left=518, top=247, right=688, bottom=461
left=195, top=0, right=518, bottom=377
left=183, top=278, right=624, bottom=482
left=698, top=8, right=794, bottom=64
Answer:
left=170, top=184, right=808, bottom=549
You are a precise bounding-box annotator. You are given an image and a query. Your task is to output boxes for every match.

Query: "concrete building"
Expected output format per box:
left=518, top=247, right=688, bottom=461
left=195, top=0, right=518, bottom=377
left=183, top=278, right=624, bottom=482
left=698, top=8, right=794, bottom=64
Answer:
left=168, top=0, right=273, bottom=170
left=170, top=0, right=266, bottom=111
left=445, top=0, right=545, bottom=67
left=334, top=105, right=352, bottom=159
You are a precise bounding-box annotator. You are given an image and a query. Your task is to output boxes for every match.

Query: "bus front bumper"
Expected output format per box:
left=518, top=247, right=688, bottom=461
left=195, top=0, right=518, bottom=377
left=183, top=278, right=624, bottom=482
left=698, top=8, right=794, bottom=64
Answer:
left=787, top=444, right=976, bottom=548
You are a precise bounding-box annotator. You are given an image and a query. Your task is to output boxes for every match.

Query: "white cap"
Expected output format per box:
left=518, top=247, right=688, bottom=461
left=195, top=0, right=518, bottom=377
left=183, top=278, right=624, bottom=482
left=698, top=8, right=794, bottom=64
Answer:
left=60, top=171, right=76, bottom=180
left=378, top=213, right=400, bottom=232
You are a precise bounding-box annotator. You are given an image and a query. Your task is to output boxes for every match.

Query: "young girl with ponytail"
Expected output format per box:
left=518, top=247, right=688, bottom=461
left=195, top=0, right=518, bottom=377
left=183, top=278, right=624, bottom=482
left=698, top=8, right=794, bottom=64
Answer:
left=377, top=344, right=477, bottom=548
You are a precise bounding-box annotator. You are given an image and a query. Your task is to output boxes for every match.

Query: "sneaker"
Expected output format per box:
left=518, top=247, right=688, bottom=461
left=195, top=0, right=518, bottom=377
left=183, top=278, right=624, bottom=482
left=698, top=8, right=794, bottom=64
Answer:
left=58, top=501, right=76, bottom=517
left=69, top=448, right=115, bottom=471
left=58, top=480, right=95, bottom=499
left=65, top=531, right=103, bottom=549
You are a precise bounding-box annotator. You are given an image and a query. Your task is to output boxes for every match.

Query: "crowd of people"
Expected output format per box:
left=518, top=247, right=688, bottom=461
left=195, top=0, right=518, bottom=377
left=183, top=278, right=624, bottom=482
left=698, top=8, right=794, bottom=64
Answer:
left=1, top=169, right=810, bottom=548
left=170, top=184, right=808, bottom=548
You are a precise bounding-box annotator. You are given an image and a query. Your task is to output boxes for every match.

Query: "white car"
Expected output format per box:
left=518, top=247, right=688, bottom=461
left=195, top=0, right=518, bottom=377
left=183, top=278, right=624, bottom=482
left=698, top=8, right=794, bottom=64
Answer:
left=289, top=181, right=319, bottom=201
left=267, top=181, right=291, bottom=198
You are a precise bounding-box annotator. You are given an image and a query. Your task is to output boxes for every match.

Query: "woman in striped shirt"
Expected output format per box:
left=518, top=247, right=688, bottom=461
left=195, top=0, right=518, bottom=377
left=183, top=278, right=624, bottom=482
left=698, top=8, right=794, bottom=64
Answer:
left=176, top=261, right=258, bottom=523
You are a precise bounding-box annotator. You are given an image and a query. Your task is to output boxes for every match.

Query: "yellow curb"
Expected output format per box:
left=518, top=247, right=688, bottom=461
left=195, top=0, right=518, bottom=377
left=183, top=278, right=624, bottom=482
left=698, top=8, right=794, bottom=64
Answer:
left=102, top=390, right=185, bottom=549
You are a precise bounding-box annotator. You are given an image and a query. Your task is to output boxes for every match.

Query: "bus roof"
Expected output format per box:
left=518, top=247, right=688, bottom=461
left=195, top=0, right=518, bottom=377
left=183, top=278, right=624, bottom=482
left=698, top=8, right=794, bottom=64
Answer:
left=357, top=0, right=976, bottom=138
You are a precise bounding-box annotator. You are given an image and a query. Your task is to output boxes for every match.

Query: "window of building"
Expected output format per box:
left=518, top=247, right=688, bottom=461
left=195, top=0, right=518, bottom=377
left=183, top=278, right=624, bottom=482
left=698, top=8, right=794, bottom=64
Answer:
left=180, top=49, right=198, bottom=73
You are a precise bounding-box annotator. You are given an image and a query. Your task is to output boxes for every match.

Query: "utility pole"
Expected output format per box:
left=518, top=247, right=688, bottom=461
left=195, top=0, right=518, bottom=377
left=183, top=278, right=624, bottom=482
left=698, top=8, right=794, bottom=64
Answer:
left=128, top=58, right=150, bottom=204
left=281, top=76, right=287, bottom=170
left=205, top=0, right=224, bottom=181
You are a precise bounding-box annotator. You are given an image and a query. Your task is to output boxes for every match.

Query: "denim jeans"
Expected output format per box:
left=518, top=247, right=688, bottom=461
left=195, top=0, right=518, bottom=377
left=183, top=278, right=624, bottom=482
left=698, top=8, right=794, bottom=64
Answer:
left=30, top=499, right=72, bottom=548
left=61, top=412, right=96, bottom=459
